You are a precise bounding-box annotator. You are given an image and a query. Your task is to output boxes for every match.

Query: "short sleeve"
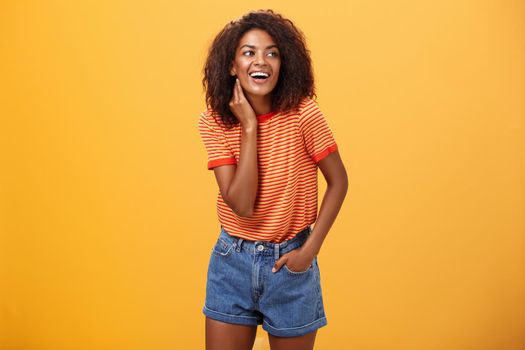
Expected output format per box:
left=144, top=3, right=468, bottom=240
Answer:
left=198, top=112, right=237, bottom=170
left=298, top=100, right=338, bottom=163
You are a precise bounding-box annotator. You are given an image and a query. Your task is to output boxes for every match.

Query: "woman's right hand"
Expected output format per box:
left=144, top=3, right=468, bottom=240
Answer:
left=229, top=78, right=257, bottom=127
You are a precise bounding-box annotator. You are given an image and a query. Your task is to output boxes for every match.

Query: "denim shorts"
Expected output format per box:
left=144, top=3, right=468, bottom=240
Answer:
left=202, top=225, right=327, bottom=337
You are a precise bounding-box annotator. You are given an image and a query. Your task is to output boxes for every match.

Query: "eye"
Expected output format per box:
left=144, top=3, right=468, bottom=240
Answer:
left=242, top=50, right=279, bottom=57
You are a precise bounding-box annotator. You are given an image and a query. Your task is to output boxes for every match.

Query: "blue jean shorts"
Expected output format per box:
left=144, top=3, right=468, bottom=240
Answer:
left=202, top=225, right=327, bottom=337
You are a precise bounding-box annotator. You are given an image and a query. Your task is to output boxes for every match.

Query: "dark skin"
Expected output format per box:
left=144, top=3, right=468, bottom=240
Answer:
left=273, top=148, right=348, bottom=272
left=207, top=141, right=347, bottom=350
left=206, top=104, right=347, bottom=350
left=213, top=147, right=348, bottom=273
left=217, top=78, right=259, bottom=218
left=205, top=28, right=348, bottom=350
left=216, top=78, right=348, bottom=274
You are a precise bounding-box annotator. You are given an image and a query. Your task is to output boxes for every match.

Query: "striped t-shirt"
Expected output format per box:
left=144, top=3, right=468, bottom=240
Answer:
left=198, top=97, right=338, bottom=243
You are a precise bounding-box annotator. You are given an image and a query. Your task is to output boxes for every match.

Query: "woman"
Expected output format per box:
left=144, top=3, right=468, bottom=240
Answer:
left=198, top=9, right=348, bottom=350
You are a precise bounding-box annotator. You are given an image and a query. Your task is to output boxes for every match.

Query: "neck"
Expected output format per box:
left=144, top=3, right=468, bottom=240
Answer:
left=245, top=93, right=273, bottom=116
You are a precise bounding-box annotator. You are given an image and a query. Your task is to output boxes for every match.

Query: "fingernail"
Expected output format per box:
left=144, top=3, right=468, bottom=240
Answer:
left=272, top=267, right=276, bottom=273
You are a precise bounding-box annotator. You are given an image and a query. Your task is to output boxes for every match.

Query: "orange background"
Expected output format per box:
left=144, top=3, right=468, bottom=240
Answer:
left=1, top=1, right=524, bottom=349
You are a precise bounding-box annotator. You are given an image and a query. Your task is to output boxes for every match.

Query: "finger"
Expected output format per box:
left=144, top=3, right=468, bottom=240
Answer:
left=272, top=257, right=287, bottom=273
left=236, top=78, right=245, bottom=100
left=236, top=78, right=243, bottom=103
left=235, top=78, right=242, bottom=102
left=232, top=78, right=239, bottom=104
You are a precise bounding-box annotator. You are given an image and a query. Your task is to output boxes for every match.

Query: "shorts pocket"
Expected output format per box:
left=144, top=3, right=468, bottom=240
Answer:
left=212, top=237, right=233, bottom=257
left=283, top=262, right=313, bottom=275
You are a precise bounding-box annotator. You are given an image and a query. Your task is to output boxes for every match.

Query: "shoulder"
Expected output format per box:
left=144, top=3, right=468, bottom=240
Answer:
left=297, top=97, right=324, bottom=123
left=297, top=97, right=323, bottom=116
left=198, top=108, right=224, bottom=130
left=198, top=107, right=217, bottom=122
left=298, top=96, right=317, bottom=109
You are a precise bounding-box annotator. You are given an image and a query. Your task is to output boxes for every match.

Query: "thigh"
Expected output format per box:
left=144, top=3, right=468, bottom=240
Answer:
left=268, top=329, right=317, bottom=350
left=205, top=317, right=257, bottom=350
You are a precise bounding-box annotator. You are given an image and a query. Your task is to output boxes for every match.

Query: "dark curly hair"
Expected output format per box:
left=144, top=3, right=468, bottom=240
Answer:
left=202, top=9, right=316, bottom=128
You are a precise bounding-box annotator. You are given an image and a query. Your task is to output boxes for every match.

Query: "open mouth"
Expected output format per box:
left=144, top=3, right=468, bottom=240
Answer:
left=249, top=71, right=270, bottom=81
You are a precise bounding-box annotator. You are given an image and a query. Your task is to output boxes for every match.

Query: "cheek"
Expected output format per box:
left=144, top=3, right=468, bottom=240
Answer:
left=272, top=68, right=281, bottom=81
left=232, top=59, right=246, bottom=73
left=273, top=62, right=281, bottom=75
left=237, top=59, right=250, bottom=69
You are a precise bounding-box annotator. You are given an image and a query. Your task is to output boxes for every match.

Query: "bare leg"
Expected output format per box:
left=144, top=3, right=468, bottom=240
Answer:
left=268, top=329, right=317, bottom=350
left=205, top=317, right=258, bottom=350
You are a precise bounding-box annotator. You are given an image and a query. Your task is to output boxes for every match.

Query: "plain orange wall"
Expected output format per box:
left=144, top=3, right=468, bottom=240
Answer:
left=1, top=1, right=524, bottom=349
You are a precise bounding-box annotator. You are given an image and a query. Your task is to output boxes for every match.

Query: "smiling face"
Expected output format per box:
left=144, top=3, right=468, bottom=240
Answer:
left=230, top=28, right=281, bottom=101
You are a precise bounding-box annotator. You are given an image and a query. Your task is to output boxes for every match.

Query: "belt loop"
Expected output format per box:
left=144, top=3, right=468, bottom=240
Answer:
left=236, top=238, right=244, bottom=252
left=274, top=243, right=280, bottom=260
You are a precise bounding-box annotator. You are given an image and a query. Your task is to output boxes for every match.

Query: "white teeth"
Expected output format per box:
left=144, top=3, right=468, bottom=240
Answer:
left=249, top=72, right=269, bottom=78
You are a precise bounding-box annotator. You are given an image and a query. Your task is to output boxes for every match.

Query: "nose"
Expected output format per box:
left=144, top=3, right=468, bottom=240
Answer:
left=254, top=51, right=267, bottom=66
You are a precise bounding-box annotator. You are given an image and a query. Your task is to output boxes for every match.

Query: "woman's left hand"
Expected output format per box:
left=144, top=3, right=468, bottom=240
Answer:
left=272, top=247, right=315, bottom=273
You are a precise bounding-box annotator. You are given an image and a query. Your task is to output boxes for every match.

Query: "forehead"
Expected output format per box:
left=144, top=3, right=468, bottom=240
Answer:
left=237, top=29, right=277, bottom=49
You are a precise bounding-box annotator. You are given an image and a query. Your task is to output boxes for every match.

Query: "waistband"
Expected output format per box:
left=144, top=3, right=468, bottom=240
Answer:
left=219, top=225, right=312, bottom=260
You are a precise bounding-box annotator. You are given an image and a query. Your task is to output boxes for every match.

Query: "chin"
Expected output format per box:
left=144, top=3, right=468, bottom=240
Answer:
left=243, top=85, right=277, bottom=97
left=238, top=79, right=277, bottom=96
left=247, top=89, right=273, bottom=96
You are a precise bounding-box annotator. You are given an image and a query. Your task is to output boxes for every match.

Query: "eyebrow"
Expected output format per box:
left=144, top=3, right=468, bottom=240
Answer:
left=239, top=44, right=279, bottom=50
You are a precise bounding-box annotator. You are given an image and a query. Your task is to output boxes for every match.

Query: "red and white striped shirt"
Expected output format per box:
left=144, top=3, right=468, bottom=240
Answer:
left=198, top=97, right=338, bottom=243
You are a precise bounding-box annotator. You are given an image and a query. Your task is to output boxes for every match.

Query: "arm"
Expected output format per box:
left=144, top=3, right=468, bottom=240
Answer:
left=301, top=149, right=348, bottom=257
left=212, top=78, right=259, bottom=217
left=213, top=123, right=258, bottom=217
left=272, top=149, right=348, bottom=272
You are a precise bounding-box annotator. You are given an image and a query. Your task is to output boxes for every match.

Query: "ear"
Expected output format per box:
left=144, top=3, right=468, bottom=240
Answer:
left=230, top=65, right=236, bottom=76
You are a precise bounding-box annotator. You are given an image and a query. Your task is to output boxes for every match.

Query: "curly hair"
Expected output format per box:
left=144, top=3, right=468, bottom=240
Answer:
left=202, top=9, right=316, bottom=128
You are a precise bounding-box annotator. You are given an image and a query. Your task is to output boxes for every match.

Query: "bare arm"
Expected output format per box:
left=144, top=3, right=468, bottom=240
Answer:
left=214, top=123, right=258, bottom=217
left=271, top=149, right=348, bottom=273
left=301, top=149, right=348, bottom=257
left=213, top=79, right=258, bottom=217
